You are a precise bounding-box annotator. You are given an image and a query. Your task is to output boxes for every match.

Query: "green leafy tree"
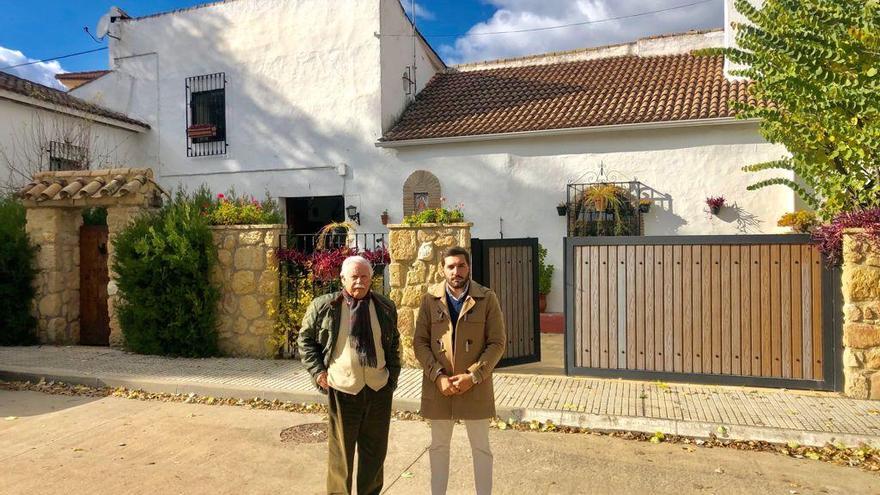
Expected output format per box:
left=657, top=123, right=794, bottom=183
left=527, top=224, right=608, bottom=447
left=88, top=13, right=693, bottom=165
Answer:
left=0, top=195, right=38, bottom=345
left=711, top=0, right=880, bottom=217
left=112, top=191, right=220, bottom=357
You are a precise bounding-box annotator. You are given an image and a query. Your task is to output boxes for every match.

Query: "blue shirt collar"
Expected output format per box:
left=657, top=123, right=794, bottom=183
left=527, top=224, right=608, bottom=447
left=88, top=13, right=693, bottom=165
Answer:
left=445, top=281, right=470, bottom=303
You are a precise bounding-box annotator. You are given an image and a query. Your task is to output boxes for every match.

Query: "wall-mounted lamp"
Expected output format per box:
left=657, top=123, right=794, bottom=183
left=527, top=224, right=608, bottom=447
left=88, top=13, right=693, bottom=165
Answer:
left=346, top=204, right=360, bottom=225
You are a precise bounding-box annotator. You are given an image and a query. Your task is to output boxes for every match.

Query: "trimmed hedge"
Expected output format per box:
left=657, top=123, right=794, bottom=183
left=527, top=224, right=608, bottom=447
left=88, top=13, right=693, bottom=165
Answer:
left=112, top=192, right=220, bottom=357
left=0, top=195, right=38, bottom=345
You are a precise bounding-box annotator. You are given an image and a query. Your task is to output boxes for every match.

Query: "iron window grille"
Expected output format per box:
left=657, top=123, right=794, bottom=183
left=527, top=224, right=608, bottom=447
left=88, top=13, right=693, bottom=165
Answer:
left=48, top=141, right=88, bottom=171
left=186, top=72, right=227, bottom=157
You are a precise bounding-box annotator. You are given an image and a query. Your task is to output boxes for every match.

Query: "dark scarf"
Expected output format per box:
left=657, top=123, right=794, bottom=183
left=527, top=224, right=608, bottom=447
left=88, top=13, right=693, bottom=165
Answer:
left=342, top=289, right=378, bottom=368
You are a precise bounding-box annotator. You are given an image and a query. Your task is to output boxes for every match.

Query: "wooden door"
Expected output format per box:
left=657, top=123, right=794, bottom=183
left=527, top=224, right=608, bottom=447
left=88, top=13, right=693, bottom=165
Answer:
left=472, top=238, right=541, bottom=367
left=79, top=225, right=110, bottom=346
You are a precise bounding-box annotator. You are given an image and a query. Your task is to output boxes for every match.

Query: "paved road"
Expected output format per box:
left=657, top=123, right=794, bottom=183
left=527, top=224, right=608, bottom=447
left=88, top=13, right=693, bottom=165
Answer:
left=1, top=390, right=877, bottom=495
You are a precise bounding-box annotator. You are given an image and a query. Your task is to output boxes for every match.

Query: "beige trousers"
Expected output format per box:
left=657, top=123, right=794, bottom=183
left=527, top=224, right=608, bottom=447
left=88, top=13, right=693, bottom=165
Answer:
left=429, top=419, right=493, bottom=495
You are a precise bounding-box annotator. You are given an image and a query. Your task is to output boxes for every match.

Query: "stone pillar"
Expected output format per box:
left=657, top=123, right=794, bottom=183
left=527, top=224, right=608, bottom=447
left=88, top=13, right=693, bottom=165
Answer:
left=211, top=224, right=285, bottom=357
left=387, top=222, right=472, bottom=367
left=105, top=206, right=148, bottom=347
left=841, top=229, right=880, bottom=399
left=25, top=207, right=82, bottom=344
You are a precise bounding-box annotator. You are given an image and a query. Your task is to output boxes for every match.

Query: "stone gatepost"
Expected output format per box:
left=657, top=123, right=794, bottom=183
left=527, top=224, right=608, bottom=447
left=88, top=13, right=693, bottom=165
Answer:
left=25, top=208, right=83, bottom=344
left=211, top=224, right=285, bottom=357
left=387, top=222, right=472, bottom=366
left=842, top=229, right=880, bottom=399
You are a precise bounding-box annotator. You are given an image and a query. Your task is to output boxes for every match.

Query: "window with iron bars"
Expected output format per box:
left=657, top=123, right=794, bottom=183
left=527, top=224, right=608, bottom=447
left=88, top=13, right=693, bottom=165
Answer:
left=186, top=72, right=227, bottom=157
left=48, top=141, right=88, bottom=171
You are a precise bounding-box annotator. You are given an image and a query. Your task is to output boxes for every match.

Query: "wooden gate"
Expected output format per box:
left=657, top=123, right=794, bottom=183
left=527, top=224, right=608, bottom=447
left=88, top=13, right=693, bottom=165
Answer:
left=565, top=235, right=842, bottom=390
left=79, top=225, right=110, bottom=346
left=472, top=238, right=541, bottom=367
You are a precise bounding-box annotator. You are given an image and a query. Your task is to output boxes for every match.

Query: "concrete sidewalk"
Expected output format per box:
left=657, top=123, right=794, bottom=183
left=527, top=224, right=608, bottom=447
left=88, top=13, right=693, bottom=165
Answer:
left=2, top=345, right=879, bottom=448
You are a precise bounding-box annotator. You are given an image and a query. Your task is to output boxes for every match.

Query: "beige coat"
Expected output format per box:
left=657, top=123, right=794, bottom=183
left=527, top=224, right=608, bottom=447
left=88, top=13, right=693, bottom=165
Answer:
left=413, top=281, right=506, bottom=420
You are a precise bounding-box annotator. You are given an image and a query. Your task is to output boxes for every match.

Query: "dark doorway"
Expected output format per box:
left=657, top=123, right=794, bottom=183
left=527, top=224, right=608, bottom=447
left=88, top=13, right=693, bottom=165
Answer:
left=285, top=196, right=345, bottom=251
left=79, top=225, right=110, bottom=346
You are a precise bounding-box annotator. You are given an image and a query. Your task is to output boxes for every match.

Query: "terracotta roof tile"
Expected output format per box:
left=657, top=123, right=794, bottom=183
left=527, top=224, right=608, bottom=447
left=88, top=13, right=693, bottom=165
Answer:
left=381, top=54, right=752, bottom=142
left=18, top=168, right=160, bottom=202
left=0, top=71, right=148, bottom=128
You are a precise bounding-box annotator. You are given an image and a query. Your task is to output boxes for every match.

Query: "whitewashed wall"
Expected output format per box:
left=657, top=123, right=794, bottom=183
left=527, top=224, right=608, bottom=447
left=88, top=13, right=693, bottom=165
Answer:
left=68, top=0, right=796, bottom=313
left=0, top=99, right=146, bottom=190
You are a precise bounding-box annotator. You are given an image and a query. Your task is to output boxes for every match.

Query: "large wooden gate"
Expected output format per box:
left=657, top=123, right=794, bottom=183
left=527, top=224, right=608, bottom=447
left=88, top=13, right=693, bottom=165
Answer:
left=472, top=238, right=540, bottom=367
left=565, top=235, right=842, bottom=390
left=79, top=225, right=110, bottom=346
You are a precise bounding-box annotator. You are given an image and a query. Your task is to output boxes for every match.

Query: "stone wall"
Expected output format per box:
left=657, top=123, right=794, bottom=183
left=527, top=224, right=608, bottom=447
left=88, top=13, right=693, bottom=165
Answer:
left=387, top=222, right=471, bottom=366
left=211, top=225, right=285, bottom=358
left=25, top=208, right=83, bottom=344
left=842, top=229, right=880, bottom=399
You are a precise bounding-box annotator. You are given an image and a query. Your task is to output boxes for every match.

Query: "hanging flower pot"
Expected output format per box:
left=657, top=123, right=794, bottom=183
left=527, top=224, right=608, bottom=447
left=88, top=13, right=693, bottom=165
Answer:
left=380, top=210, right=389, bottom=225
left=556, top=203, right=567, bottom=216
left=638, top=199, right=652, bottom=213
left=706, top=196, right=726, bottom=215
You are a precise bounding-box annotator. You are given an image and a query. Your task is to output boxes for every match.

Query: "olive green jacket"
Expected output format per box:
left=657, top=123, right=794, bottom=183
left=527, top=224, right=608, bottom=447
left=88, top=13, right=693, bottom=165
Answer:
left=297, top=291, right=401, bottom=394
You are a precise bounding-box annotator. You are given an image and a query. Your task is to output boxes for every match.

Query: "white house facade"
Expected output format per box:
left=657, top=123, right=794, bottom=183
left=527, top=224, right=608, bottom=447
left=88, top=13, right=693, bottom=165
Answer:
left=61, top=0, right=796, bottom=313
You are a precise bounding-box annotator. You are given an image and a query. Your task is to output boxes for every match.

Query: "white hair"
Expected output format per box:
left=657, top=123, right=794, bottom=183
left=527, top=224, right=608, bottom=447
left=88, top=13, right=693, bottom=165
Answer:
left=340, top=255, right=373, bottom=278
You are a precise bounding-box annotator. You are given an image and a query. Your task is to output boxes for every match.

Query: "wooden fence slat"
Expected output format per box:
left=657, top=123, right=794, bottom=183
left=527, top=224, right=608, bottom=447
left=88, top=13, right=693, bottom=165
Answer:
left=781, top=245, right=792, bottom=378
left=731, top=246, right=741, bottom=375
left=692, top=245, right=703, bottom=374
left=664, top=245, right=674, bottom=372
left=740, top=246, right=751, bottom=376
left=802, top=245, right=813, bottom=380
left=599, top=246, right=609, bottom=368
left=791, top=244, right=802, bottom=379
left=626, top=246, right=636, bottom=369
left=771, top=244, right=782, bottom=377
left=575, top=247, right=583, bottom=367
left=673, top=245, right=683, bottom=373
left=645, top=245, right=655, bottom=371
left=721, top=245, right=732, bottom=375
left=702, top=246, right=713, bottom=373
left=590, top=246, right=600, bottom=368
left=655, top=245, right=666, bottom=371
left=582, top=247, right=591, bottom=367
left=615, top=246, right=627, bottom=369
left=636, top=245, right=645, bottom=370
left=751, top=245, right=762, bottom=376
left=760, top=244, right=772, bottom=377
left=711, top=245, right=722, bottom=374
left=682, top=246, right=693, bottom=373
left=811, top=246, right=823, bottom=380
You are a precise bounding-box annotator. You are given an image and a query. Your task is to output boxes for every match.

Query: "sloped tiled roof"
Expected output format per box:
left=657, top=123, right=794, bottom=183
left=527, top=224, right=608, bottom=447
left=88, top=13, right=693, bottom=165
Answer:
left=381, top=54, right=757, bottom=142
left=55, top=70, right=112, bottom=90
left=0, top=71, right=148, bottom=128
left=19, top=168, right=161, bottom=203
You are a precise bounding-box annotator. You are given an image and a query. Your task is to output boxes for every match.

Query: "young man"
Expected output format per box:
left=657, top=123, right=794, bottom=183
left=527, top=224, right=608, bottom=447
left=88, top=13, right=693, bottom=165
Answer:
left=413, top=246, right=506, bottom=495
left=298, top=255, right=400, bottom=495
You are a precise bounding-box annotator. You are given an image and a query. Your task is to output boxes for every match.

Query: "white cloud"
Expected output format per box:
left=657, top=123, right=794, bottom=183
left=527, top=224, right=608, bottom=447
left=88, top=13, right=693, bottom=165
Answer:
left=439, top=0, right=724, bottom=64
left=402, top=0, right=436, bottom=21
left=0, top=46, right=67, bottom=90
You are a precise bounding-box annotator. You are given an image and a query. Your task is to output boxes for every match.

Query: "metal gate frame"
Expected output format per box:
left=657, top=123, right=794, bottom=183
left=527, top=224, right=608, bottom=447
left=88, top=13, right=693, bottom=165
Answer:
left=472, top=238, right=541, bottom=367
left=564, top=235, right=843, bottom=391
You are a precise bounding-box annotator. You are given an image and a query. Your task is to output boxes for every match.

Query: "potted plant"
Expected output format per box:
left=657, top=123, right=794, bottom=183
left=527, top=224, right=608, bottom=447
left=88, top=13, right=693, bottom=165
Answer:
left=777, top=210, right=818, bottom=233
left=638, top=198, right=652, bottom=213
left=537, top=243, right=554, bottom=312
left=556, top=202, right=567, bottom=216
left=380, top=209, right=389, bottom=225
left=582, top=184, right=624, bottom=212
left=706, top=196, right=726, bottom=215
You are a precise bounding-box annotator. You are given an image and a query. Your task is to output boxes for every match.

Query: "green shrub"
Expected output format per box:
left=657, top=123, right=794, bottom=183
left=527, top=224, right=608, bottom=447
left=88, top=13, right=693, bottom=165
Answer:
left=403, top=206, right=465, bottom=226
left=198, top=187, right=283, bottom=226
left=81, top=206, right=108, bottom=226
left=112, top=191, right=220, bottom=357
left=0, top=195, right=38, bottom=345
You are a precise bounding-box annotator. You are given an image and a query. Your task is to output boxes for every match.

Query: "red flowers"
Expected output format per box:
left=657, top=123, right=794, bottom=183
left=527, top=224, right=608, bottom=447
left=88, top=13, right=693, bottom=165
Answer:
left=276, top=246, right=390, bottom=282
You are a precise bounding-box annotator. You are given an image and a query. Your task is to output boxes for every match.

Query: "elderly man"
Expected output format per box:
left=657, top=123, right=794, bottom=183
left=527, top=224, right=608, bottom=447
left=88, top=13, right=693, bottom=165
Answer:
left=298, top=255, right=400, bottom=495
left=413, top=246, right=506, bottom=495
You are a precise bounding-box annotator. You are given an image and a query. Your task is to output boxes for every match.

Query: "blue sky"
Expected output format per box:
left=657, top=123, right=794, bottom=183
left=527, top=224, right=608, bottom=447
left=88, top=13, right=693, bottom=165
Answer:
left=0, top=0, right=724, bottom=89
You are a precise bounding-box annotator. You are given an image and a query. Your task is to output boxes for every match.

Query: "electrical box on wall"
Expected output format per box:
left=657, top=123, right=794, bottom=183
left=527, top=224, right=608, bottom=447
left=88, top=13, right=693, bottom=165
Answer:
left=336, top=163, right=347, bottom=176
